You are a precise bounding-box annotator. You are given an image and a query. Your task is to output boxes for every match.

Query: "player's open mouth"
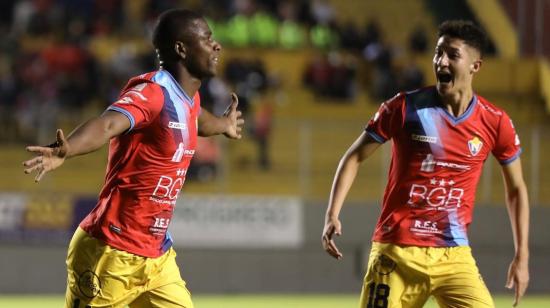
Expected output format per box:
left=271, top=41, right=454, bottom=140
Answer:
left=212, top=57, right=219, bottom=65
left=437, top=71, right=453, bottom=84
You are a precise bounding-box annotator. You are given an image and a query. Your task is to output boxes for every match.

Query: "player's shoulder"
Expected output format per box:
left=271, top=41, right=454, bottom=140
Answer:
left=403, top=86, right=439, bottom=109
left=474, top=94, right=510, bottom=119
left=120, top=71, right=164, bottom=98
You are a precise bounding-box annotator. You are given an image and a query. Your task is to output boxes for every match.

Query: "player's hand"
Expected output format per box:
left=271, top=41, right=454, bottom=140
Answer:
left=223, top=93, right=244, bottom=139
left=505, top=256, right=529, bottom=306
left=322, top=217, right=343, bottom=260
left=23, top=129, right=69, bottom=182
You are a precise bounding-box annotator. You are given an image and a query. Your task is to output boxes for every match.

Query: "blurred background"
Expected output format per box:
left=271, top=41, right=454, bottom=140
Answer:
left=0, top=0, right=549, bottom=305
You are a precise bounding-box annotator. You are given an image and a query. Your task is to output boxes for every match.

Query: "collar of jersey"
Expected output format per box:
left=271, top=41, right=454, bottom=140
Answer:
left=155, top=70, right=194, bottom=106
left=437, top=94, right=477, bottom=125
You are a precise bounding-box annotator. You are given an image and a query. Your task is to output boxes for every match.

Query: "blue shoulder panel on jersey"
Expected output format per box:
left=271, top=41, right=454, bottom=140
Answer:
left=405, top=88, right=445, bottom=156
left=152, top=70, right=194, bottom=106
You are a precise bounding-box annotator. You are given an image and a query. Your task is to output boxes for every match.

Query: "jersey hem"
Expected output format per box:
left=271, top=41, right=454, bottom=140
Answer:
left=80, top=225, right=170, bottom=258
left=371, top=238, right=470, bottom=248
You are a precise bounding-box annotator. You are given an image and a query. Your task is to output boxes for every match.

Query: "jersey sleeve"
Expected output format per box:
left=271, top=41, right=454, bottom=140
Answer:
left=492, top=112, right=522, bottom=165
left=106, top=82, right=164, bottom=131
left=365, top=93, right=405, bottom=143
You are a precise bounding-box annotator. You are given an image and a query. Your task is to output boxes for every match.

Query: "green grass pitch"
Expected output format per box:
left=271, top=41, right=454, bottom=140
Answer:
left=0, top=294, right=549, bottom=307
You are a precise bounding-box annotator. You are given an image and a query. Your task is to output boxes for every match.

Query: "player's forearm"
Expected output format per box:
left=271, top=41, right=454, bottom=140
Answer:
left=506, top=183, right=530, bottom=259
left=198, top=117, right=229, bottom=136
left=326, top=153, right=361, bottom=220
left=65, top=114, right=127, bottom=158
left=198, top=110, right=230, bottom=137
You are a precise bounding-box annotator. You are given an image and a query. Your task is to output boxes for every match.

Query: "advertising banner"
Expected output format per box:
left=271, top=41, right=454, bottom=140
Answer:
left=170, top=195, right=304, bottom=248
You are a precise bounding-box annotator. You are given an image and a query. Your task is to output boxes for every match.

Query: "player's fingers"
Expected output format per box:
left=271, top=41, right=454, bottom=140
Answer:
left=35, top=169, right=47, bottom=183
left=513, top=284, right=520, bottom=307
left=24, top=164, right=42, bottom=174
left=22, top=156, right=42, bottom=168
left=230, top=92, right=239, bottom=107
left=237, top=118, right=245, bottom=125
left=56, top=129, right=66, bottom=143
left=515, top=279, right=527, bottom=306
left=334, top=224, right=342, bottom=236
left=505, top=269, right=514, bottom=289
left=326, top=240, right=343, bottom=259
left=26, top=146, right=51, bottom=154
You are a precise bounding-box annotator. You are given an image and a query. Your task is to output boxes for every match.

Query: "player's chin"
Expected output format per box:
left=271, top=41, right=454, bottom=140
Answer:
left=436, top=82, right=452, bottom=95
left=204, top=67, right=217, bottom=78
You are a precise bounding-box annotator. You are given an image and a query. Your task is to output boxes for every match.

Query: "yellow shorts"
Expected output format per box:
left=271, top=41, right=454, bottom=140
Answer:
left=359, top=242, right=494, bottom=308
left=65, top=227, right=193, bottom=308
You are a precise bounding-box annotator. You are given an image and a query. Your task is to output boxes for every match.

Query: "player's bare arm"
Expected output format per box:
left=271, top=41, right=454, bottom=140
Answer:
left=322, top=132, right=382, bottom=260
left=198, top=92, right=244, bottom=139
left=23, top=111, right=131, bottom=182
left=501, top=158, right=530, bottom=306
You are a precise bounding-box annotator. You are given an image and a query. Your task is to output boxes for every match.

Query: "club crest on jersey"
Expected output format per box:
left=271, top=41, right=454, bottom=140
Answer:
left=468, top=136, right=483, bottom=156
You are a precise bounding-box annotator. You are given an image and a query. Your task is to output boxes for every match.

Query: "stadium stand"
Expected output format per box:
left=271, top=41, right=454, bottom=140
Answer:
left=0, top=0, right=549, bottom=206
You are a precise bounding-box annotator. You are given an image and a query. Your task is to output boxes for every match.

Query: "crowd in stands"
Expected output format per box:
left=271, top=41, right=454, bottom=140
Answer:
left=0, top=0, right=431, bottom=177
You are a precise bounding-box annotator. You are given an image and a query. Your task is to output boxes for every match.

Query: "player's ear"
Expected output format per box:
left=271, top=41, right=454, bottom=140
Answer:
left=174, top=41, right=187, bottom=60
left=471, top=59, right=482, bottom=73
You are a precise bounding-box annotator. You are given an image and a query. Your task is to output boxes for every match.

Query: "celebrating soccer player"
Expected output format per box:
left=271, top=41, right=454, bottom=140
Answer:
left=322, top=20, right=529, bottom=308
left=23, top=9, right=243, bottom=308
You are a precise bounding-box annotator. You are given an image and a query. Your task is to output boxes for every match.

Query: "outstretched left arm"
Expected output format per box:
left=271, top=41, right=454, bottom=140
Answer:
left=501, top=158, right=530, bottom=307
left=198, top=93, right=244, bottom=139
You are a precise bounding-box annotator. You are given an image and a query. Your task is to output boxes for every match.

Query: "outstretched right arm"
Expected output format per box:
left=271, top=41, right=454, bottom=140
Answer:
left=322, top=132, right=382, bottom=259
left=23, top=111, right=130, bottom=182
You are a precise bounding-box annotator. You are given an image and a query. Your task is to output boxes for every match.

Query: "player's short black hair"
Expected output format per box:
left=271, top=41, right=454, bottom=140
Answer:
left=152, top=9, right=203, bottom=62
left=437, top=20, right=488, bottom=57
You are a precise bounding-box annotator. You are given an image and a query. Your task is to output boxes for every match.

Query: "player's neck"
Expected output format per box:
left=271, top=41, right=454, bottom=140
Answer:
left=440, top=87, right=474, bottom=117
left=163, top=64, right=202, bottom=98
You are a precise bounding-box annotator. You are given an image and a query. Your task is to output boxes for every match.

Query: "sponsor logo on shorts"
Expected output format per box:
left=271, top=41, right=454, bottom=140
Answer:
left=78, top=270, right=101, bottom=298
left=373, top=254, right=396, bottom=275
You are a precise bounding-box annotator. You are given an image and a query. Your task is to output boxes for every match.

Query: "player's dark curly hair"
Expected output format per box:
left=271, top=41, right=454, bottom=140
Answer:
left=437, top=20, right=488, bottom=57
left=152, top=9, right=203, bottom=66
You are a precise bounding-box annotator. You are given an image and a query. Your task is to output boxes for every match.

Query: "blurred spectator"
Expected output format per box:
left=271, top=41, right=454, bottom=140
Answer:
left=252, top=96, right=274, bottom=170
left=398, top=61, right=425, bottom=92
left=277, top=1, right=306, bottom=49
left=339, top=22, right=363, bottom=51
left=249, top=5, right=279, bottom=47
left=187, top=137, right=221, bottom=182
left=310, top=22, right=339, bottom=50
left=304, top=51, right=356, bottom=100
left=310, top=0, right=335, bottom=26
left=363, top=20, right=382, bottom=50
left=409, top=26, right=429, bottom=54
left=225, top=3, right=253, bottom=47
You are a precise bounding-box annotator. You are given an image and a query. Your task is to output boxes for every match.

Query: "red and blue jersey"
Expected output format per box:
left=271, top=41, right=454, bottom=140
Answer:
left=366, top=86, right=521, bottom=247
left=80, top=70, right=200, bottom=257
